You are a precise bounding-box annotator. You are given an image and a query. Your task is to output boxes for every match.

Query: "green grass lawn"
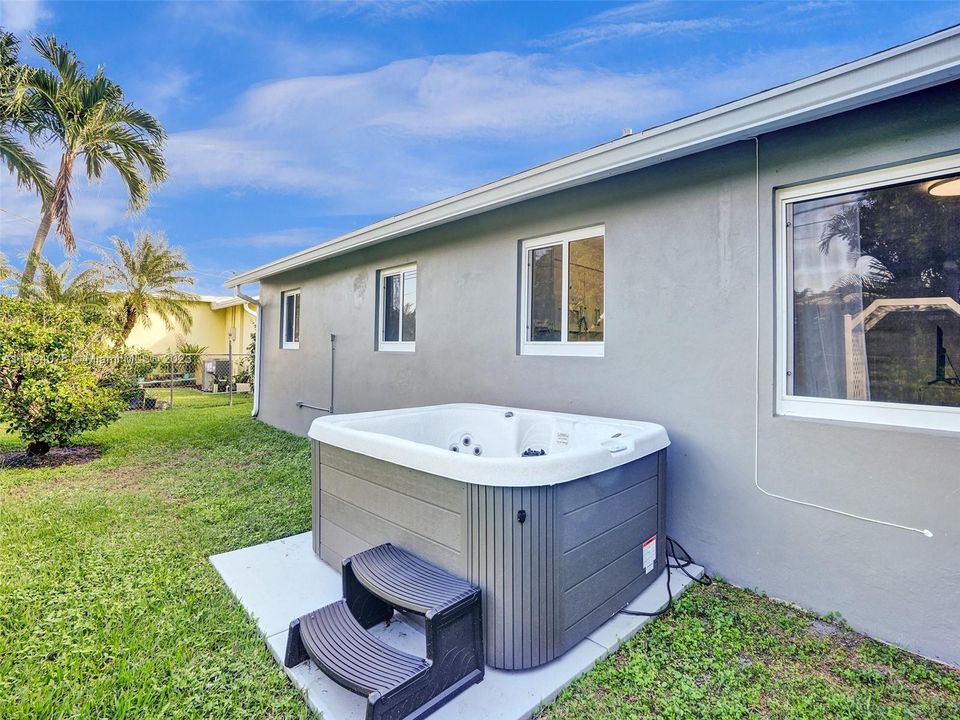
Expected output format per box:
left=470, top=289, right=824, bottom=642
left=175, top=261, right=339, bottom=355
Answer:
left=0, top=400, right=311, bottom=719
left=144, top=385, right=254, bottom=409
left=537, top=581, right=960, bottom=720
left=1, top=403, right=958, bottom=719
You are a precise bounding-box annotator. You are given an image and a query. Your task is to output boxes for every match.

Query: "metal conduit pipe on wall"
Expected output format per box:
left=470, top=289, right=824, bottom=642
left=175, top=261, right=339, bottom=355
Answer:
left=297, top=334, right=336, bottom=415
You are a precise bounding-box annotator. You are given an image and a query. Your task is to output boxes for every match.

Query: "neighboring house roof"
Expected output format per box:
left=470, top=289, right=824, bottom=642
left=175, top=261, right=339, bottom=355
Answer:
left=226, top=25, right=960, bottom=289
left=208, top=295, right=258, bottom=310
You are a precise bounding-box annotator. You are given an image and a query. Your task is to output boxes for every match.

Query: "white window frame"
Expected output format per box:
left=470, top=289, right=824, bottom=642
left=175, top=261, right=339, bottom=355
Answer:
left=378, top=263, right=416, bottom=352
left=280, top=288, right=301, bottom=350
left=776, top=153, right=960, bottom=433
left=519, top=225, right=605, bottom=357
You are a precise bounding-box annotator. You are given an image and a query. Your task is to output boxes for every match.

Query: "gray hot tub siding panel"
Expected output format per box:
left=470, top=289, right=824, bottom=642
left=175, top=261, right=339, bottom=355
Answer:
left=314, top=442, right=666, bottom=669
left=316, top=443, right=469, bottom=573
left=554, top=453, right=664, bottom=655
left=467, top=483, right=555, bottom=669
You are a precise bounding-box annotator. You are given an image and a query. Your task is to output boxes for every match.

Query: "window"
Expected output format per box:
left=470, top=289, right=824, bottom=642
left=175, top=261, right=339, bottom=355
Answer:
left=378, top=264, right=416, bottom=351
left=777, top=155, right=960, bottom=432
left=520, top=226, right=604, bottom=356
left=280, top=289, right=300, bottom=349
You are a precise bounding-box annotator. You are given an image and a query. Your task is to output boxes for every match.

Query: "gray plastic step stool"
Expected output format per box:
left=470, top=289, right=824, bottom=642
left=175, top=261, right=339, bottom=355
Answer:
left=285, top=543, right=485, bottom=720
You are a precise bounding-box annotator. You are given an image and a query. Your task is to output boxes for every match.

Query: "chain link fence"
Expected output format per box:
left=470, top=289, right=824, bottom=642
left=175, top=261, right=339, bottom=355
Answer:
left=95, top=352, right=254, bottom=410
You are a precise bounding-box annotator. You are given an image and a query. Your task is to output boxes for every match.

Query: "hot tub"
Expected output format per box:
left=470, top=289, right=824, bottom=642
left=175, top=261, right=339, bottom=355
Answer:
left=308, top=403, right=669, bottom=670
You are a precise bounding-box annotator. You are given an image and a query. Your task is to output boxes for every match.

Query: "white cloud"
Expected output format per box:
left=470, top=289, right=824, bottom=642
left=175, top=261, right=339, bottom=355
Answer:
left=0, top=0, right=50, bottom=34
left=166, top=132, right=347, bottom=192
left=539, top=1, right=863, bottom=50
left=163, top=51, right=689, bottom=212
left=135, top=67, right=192, bottom=118
left=545, top=17, right=746, bottom=49
left=535, top=1, right=750, bottom=49
left=158, top=0, right=250, bottom=35
left=301, top=0, right=449, bottom=21
left=581, top=1, right=679, bottom=24
left=162, top=39, right=870, bottom=219
left=367, top=53, right=680, bottom=138
left=217, top=227, right=332, bottom=249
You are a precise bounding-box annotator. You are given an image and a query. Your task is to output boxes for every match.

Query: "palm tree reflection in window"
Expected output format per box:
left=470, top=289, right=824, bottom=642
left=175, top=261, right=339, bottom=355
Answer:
left=792, top=176, right=960, bottom=406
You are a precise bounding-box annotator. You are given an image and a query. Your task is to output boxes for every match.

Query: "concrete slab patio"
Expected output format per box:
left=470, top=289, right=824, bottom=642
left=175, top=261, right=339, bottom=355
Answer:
left=211, top=532, right=704, bottom=720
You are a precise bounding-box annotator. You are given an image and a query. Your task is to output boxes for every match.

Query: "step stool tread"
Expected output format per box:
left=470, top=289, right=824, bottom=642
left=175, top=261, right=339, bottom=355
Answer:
left=351, top=543, right=478, bottom=616
left=299, top=600, right=429, bottom=696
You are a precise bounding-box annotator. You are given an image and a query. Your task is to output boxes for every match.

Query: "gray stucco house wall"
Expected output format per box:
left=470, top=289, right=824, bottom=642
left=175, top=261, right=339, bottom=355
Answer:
left=249, top=79, right=960, bottom=665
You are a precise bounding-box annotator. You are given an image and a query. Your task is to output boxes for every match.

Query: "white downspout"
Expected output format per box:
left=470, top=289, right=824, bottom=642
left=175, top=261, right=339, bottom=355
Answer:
left=234, top=289, right=262, bottom=418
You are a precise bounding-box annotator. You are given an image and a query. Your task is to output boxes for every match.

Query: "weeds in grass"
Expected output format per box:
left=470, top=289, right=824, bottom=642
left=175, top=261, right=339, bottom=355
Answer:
left=537, top=581, right=960, bottom=720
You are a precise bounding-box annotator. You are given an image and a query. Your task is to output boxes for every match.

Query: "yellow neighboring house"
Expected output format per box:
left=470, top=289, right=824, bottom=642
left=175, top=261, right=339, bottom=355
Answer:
left=124, top=295, right=257, bottom=355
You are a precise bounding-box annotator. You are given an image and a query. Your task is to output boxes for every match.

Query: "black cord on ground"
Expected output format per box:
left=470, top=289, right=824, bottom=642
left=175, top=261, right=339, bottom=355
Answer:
left=619, top=536, right=712, bottom=618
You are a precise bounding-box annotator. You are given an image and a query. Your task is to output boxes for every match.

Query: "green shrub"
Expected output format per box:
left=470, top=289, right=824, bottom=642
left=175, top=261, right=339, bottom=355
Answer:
left=97, top=349, right=158, bottom=406
left=175, top=341, right=206, bottom=386
left=0, top=298, right=122, bottom=455
left=233, top=355, right=251, bottom=385
left=176, top=341, right=207, bottom=357
left=247, top=331, right=256, bottom=382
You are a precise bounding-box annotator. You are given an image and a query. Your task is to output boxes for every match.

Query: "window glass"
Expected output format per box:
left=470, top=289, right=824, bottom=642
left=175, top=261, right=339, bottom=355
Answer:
left=283, top=294, right=294, bottom=342
left=402, top=268, right=417, bottom=342
left=568, top=236, right=604, bottom=342
left=383, top=273, right=401, bottom=343
left=282, top=290, right=300, bottom=347
left=529, top=244, right=562, bottom=341
left=293, top=292, right=300, bottom=342
left=790, top=174, right=960, bottom=408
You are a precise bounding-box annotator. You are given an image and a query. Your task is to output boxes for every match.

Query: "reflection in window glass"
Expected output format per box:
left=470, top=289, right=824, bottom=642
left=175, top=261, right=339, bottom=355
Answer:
left=791, top=174, right=960, bottom=408
left=282, top=290, right=300, bottom=347
left=568, top=236, right=604, bottom=342
left=383, top=273, right=401, bottom=342
left=293, top=293, right=300, bottom=342
left=402, top=269, right=417, bottom=342
left=529, top=245, right=563, bottom=341
left=284, top=294, right=295, bottom=341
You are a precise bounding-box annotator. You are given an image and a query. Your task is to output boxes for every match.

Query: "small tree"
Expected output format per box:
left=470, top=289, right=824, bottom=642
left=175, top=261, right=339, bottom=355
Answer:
left=0, top=298, right=121, bottom=455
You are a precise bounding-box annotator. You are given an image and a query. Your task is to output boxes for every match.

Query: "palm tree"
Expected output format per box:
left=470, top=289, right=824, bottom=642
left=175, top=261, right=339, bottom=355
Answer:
left=96, top=231, right=197, bottom=342
left=0, top=31, right=52, bottom=199
left=20, top=255, right=108, bottom=308
left=14, top=36, right=167, bottom=289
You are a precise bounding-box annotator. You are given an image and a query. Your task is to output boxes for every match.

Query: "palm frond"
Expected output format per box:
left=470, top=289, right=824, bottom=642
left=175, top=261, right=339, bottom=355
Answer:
left=0, top=127, right=52, bottom=198
left=0, top=31, right=19, bottom=68
left=50, top=152, right=76, bottom=253
left=29, top=36, right=82, bottom=88
left=832, top=255, right=894, bottom=291
left=104, top=103, right=166, bottom=143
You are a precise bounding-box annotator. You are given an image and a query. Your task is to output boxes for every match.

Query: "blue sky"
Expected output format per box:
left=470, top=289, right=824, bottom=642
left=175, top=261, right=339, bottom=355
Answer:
left=1, top=0, right=958, bottom=294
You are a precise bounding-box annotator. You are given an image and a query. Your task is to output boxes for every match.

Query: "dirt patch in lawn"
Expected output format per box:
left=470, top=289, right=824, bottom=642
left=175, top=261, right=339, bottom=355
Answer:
left=1, top=445, right=101, bottom=470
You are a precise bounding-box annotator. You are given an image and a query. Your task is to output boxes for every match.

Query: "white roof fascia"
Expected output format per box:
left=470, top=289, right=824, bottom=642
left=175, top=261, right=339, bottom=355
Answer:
left=226, top=26, right=960, bottom=288
left=209, top=296, right=254, bottom=310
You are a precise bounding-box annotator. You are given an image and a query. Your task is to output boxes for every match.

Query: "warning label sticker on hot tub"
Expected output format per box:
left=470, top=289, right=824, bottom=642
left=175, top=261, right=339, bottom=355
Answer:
left=643, top=535, right=656, bottom=574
